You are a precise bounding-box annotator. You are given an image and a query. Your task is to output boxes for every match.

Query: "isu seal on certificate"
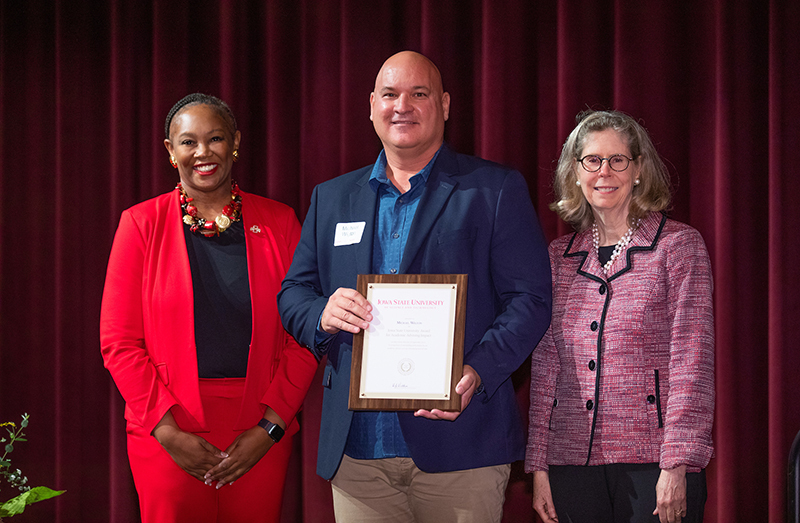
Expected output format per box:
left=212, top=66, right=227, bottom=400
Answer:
left=398, top=358, right=415, bottom=376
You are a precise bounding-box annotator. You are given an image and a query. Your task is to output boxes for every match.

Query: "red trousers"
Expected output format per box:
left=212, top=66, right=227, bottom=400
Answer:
left=126, top=378, right=292, bottom=523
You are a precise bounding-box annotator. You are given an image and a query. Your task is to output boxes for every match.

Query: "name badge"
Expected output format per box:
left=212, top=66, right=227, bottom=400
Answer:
left=334, top=222, right=366, bottom=246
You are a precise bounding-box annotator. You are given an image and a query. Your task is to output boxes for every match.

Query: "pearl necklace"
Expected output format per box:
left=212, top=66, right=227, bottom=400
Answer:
left=177, top=180, right=242, bottom=236
left=592, top=219, right=641, bottom=274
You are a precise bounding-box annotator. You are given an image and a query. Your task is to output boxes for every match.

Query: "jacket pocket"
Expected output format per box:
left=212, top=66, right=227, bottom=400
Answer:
left=653, top=369, right=663, bottom=428
left=549, top=397, right=558, bottom=430
left=155, top=362, right=169, bottom=386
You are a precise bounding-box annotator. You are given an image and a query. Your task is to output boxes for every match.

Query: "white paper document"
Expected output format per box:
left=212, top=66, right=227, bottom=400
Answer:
left=360, top=283, right=457, bottom=399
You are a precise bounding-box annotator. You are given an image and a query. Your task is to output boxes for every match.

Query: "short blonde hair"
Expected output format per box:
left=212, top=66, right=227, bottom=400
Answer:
left=551, top=110, right=672, bottom=231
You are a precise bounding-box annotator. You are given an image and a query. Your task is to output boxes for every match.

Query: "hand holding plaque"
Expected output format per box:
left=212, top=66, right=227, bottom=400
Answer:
left=320, top=287, right=373, bottom=335
left=413, top=363, right=481, bottom=420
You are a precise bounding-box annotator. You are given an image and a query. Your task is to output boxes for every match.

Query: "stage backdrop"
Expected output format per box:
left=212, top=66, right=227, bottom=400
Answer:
left=1, top=1, right=798, bottom=522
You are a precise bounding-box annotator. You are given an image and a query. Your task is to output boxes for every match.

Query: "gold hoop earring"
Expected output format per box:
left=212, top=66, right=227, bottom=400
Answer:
left=232, top=149, right=239, bottom=162
left=169, top=155, right=177, bottom=168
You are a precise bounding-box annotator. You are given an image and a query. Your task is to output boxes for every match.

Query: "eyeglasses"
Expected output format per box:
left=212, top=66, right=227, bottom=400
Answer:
left=577, top=154, right=634, bottom=172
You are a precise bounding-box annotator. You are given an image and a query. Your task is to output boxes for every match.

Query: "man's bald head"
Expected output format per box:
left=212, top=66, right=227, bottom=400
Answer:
left=373, top=51, right=445, bottom=95
left=369, top=51, right=450, bottom=162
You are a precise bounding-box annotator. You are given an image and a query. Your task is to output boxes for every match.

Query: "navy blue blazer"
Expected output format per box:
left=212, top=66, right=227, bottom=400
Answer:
left=278, top=145, right=552, bottom=479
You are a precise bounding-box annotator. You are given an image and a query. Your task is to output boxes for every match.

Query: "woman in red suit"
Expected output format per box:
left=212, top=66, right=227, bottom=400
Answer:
left=100, top=93, right=318, bottom=522
left=526, top=110, right=714, bottom=523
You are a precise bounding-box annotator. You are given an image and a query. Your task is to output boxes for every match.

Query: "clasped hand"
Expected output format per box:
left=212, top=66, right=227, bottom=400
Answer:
left=202, top=426, right=274, bottom=488
left=153, top=414, right=274, bottom=489
left=153, top=425, right=228, bottom=482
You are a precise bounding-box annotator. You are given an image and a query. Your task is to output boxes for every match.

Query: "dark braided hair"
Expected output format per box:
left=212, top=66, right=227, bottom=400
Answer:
left=164, top=93, right=237, bottom=139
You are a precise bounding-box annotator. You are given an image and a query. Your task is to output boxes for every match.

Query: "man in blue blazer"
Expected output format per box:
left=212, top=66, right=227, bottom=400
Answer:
left=278, top=51, right=552, bottom=522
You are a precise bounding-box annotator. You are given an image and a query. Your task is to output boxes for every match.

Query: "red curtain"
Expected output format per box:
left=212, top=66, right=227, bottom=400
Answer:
left=1, top=1, right=797, bottom=522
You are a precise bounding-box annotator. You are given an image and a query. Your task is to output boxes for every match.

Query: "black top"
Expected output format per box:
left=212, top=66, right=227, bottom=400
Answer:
left=598, top=244, right=615, bottom=267
left=183, top=221, right=252, bottom=378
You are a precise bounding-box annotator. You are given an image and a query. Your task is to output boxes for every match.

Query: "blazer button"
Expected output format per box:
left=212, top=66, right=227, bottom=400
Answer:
left=647, top=395, right=656, bottom=404
left=599, top=284, right=606, bottom=295
left=590, top=321, right=598, bottom=331
left=553, top=398, right=558, bottom=407
left=588, top=360, right=596, bottom=371
left=586, top=399, right=594, bottom=410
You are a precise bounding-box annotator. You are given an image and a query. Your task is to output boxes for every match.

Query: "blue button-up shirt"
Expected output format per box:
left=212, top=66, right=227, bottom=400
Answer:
left=343, top=147, right=440, bottom=460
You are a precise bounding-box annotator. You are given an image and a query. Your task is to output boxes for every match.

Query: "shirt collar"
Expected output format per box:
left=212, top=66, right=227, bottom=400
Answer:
left=368, top=146, right=442, bottom=193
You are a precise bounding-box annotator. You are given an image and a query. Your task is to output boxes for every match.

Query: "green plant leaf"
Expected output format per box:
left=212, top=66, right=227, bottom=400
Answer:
left=4, top=444, right=12, bottom=453
left=0, top=486, right=66, bottom=517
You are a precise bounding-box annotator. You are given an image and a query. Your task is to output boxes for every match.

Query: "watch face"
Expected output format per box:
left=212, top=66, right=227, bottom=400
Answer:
left=259, top=419, right=284, bottom=442
left=267, top=424, right=284, bottom=442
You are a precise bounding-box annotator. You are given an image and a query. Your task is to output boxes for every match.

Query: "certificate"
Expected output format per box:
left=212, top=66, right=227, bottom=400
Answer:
left=349, top=274, right=467, bottom=411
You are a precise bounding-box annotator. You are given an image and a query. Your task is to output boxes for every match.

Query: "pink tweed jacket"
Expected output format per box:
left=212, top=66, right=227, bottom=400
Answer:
left=525, top=212, right=714, bottom=473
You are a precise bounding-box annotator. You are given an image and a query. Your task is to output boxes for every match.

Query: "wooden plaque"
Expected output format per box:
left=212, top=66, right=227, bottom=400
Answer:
left=348, top=274, right=467, bottom=411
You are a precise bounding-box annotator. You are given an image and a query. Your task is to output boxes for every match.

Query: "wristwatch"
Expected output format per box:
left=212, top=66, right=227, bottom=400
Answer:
left=257, top=419, right=285, bottom=443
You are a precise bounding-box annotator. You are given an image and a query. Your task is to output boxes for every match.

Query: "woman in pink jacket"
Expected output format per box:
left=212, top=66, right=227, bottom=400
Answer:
left=526, top=110, right=714, bottom=523
left=100, top=93, right=318, bottom=522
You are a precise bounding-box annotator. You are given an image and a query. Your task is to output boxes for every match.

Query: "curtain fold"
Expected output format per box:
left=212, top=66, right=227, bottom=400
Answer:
left=0, top=1, right=796, bottom=521
left=768, top=1, right=800, bottom=521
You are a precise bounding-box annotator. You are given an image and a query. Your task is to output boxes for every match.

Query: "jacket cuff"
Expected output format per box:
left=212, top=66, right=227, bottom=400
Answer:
left=660, top=441, right=714, bottom=471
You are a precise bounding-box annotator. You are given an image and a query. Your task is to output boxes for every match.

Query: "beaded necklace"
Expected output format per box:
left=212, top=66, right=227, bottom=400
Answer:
left=592, top=218, right=641, bottom=274
left=177, top=180, right=242, bottom=236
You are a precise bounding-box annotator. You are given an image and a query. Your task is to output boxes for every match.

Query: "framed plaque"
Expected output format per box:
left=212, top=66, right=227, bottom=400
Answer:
left=348, top=273, right=467, bottom=412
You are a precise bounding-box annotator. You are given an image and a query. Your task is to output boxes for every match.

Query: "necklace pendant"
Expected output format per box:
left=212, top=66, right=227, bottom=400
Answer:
left=177, top=180, right=242, bottom=237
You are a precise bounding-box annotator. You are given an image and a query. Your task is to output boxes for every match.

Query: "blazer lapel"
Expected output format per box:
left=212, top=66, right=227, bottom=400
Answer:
left=564, top=230, right=606, bottom=284
left=399, top=147, right=457, bottom=274
left=350, top=170, right=378, bottom=276
left=564, top=212, right=667, bottom=283
left=606, top=212, right=665, bottom=282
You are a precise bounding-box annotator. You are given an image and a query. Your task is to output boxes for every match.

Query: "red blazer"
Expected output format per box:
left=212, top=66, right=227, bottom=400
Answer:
left=525, top=212, right=714, bottom=473
left=100, top=189, right=317, bottom=436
